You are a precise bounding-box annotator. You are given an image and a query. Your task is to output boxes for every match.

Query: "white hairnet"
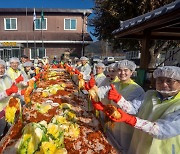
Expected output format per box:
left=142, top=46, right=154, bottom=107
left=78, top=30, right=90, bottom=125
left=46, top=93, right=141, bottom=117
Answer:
left=108, top=63, right=117, bottom=70
left=74, top=57, right=79, bottom=60
left=23, top=61, right=33, bottom=67
left=0, top=59, right=6, bottom=67
left=9, top=57, right=20, bottom=63
left=80, top=56, right=89, bottom=61
left=96, top=62, right=105, bottom=68
left=153, top=66, right=180, bottom=81
left=117, top=60, right=136, bottom=71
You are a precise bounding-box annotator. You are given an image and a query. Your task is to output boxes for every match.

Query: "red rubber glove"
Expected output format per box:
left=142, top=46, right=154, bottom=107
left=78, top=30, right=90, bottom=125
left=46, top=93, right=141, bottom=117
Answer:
left=75, top=69, right=80, bottom=75
left=108, top=84, right=122, bottom=103
left=92, top=100, right=104, bottom=111
left=68, top=67, right=73, bottom=73
left=15, top=75, right=24, bottom=83
left=52, top=65, right=58, bottom=69
left=34, top=72, right=42, bottom=80
left=89, top=75, right=96, bottom=88
left=105, top=108, right=137, bottom=126
left=20, top=89, right=26, bottom=95
left=6, top=83, right=18, bottom=96
left=85, top=82, right=90, bottom=91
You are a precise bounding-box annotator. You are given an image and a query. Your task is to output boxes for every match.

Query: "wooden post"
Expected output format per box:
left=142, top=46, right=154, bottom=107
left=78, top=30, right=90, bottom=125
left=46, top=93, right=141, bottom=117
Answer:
left=140, top=30, right=151, bottom=70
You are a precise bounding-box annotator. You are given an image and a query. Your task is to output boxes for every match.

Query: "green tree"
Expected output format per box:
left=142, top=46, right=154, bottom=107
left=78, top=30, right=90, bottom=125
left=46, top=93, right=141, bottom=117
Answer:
left=91, top=0, right=174, bottom=41
left=90, top=0, right=176, bottom=67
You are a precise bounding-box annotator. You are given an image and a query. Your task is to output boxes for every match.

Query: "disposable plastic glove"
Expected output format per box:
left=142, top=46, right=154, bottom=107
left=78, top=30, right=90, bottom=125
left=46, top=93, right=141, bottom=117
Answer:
left=6, top=83, right=18, bottom=96
left=15, top=75, right=24, bottom=83
left=105, top=107, right=137, bottom=126
left=108, top=84, right=122, bottom=103
left=92, top=99, right=104, bottom=111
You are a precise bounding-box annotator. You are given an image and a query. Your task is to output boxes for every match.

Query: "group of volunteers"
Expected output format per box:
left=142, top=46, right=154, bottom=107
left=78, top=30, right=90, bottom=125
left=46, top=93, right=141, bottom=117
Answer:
left=0, top=55, right=47, bottom=140
left=0, top=54, right=179, bottom=154
left=67, top=56, right=180, bottom=154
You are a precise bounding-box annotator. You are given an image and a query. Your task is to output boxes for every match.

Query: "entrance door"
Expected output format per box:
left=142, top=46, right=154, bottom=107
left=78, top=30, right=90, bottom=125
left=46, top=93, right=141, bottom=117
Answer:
left=0, top=47, right=23, bottom=61
left=4, top=48, right=12, bottom=61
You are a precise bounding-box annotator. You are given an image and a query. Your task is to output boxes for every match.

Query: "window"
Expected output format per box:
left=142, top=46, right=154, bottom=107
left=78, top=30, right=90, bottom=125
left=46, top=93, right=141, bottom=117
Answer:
left=64, top=19, right=77, bottom=30
left=4, top=18, right=17, bottom=30
left=34, top=18, right=47, bottom=30
left=30, top=48, right=46, bottom=59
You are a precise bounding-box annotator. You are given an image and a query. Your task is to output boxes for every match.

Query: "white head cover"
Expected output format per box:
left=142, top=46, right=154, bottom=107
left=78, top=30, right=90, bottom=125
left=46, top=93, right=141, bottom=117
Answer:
left=96, top=62, right=105, bottom=68
left=108, top=63, right=117, bottom=69
left=117, top=60, right=136, bottom=71
left=74, top=57, right=79, bottom=60
left=153, top=66, right=180, bottom=81
left=23, top=61, right=33, bottom=67
left=9, top=57, right=20, bottom=63
left=0, top=59, right=6, bottom=67
left=80, top=56, right=89, bottom=61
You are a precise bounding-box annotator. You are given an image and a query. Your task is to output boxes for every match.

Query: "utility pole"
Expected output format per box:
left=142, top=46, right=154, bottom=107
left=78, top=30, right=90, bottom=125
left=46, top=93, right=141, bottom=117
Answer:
left=25, top=7, right=29, bottom=53
left=81, top=11, right=86, bottom=56
left=105, top=40, right=108, bottom=57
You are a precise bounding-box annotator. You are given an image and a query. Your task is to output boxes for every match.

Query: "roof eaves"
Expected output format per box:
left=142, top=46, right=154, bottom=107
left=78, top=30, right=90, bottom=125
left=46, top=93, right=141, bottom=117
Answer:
left=0, top=8, right=93, bottom=15
left=112, top=0, right=180, bottom=35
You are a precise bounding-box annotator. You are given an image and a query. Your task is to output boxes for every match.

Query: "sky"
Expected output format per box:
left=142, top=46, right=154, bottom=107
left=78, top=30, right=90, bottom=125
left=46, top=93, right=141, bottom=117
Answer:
left=0, top=0, right=97, bottom=41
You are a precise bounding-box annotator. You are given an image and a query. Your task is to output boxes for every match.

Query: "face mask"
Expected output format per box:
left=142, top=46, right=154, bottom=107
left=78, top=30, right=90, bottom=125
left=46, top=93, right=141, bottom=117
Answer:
left=0, top=74, right=5, bottom=78
left=157, top=89, right=179, bottom=94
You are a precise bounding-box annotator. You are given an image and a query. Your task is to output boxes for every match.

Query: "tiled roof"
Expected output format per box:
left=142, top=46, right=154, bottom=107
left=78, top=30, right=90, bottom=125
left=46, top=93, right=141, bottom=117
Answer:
left=113, top=0, right=180, bottom=35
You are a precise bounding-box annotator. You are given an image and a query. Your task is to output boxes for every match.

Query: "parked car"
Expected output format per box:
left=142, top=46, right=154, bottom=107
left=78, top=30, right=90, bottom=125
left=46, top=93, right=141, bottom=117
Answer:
left=91, top=56, right=102, bottom=65
left=103, top=57, right=115, bottom=65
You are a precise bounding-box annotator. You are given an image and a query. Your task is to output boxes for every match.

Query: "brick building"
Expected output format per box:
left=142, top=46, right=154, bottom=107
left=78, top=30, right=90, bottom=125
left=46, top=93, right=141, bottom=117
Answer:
left=0, top=8, right=93, bottom=62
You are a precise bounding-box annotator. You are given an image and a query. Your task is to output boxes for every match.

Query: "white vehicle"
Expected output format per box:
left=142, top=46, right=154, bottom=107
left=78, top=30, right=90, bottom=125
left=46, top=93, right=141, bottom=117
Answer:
left=103, top=57, right=115, bottom=65
left=91, top=56, right=102, bottom=64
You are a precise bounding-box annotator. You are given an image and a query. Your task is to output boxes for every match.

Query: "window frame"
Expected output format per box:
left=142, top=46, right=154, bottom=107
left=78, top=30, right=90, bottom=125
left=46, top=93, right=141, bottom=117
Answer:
left=30, top=48, right=46, bottom=60
left=34, top=18, right=47, bottom=30
left=4, top=18, right=17, bottom=30
left=64, top=18, right=77, bottom=30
